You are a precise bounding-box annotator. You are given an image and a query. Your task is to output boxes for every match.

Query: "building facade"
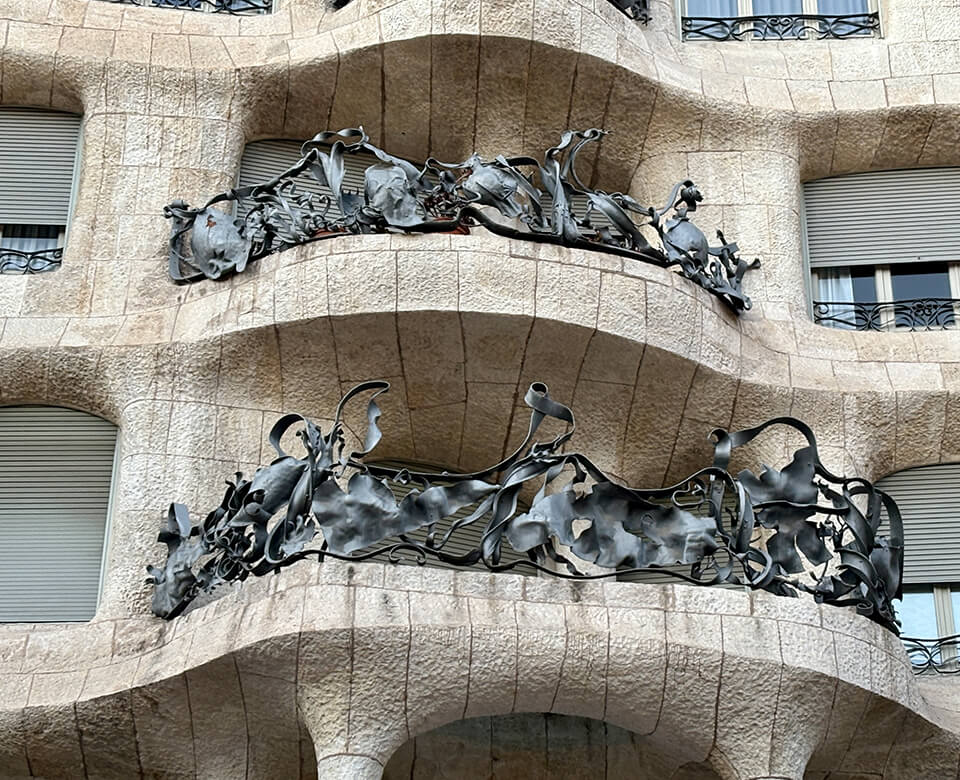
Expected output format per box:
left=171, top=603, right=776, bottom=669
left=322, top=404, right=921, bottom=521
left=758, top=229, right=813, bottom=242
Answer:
left=1, top=0, right=960, bottom=777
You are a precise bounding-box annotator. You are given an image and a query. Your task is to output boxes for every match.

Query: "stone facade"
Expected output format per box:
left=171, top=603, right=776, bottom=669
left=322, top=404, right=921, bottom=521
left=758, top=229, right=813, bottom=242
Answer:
left=1, top=0, right=960, bottom=777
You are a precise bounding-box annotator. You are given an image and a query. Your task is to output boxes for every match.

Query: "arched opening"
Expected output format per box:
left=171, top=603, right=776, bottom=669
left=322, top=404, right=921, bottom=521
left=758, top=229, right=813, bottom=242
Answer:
left=382, top=714, right=722, bottom=779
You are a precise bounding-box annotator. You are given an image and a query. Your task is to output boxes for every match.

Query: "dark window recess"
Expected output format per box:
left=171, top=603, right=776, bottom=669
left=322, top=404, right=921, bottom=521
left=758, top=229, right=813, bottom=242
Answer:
left=891, top=263, right=954, bottom=328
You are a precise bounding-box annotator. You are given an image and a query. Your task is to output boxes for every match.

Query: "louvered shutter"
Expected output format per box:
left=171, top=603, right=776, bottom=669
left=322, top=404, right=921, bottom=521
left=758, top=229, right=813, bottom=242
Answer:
left=803, top=168, right=960, bottom=268
left=0, top=406, right=117, bottom=622
left=0, top=108, right=81, bottom=226
left=237, top=139, right=380, bottom=220
left=877, top=464, right=960, bottom=585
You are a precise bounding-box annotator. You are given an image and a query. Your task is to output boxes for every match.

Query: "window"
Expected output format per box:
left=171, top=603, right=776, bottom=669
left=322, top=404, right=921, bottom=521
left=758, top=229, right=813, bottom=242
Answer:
left=0, top=108, right=81, bottom=275
left=680, top=0, right=878, bottom=40
left=0, top=406, right=118, bottom=622
left=878, top=464, right=960, bottom=649
left=804, top=168, right=960, bottom=331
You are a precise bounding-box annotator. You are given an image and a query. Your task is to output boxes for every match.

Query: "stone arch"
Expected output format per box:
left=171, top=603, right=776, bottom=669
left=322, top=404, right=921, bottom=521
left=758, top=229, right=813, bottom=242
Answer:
left=381, top=713, right=725, bottom=780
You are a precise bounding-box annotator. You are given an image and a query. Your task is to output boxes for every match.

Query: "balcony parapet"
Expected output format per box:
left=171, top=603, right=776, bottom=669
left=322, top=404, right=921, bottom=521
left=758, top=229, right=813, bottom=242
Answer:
left=813, top=298, right=960, bottom=332
left=147, top=378, right=905, bottom=633
left=681, top=11, right=881, bottom=41
left=163, top=127, right=759, bottom=312
left=94, top=0, right=272, bottom=13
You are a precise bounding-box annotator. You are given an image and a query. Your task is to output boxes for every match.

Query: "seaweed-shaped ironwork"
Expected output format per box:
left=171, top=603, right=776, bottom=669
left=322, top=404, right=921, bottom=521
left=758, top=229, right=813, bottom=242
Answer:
left=0, top=246, right=62, bottom=274
left=682, top=12, right=880, bottom=41
left=99, top=0, right=271, bottom=15
left=607, top=0, right=650, bottom=23
left=163, top=128, right=759, bottom=312
left=147, top=381, right=903, bottom=632
left=813, top=299, right=959, bottom=332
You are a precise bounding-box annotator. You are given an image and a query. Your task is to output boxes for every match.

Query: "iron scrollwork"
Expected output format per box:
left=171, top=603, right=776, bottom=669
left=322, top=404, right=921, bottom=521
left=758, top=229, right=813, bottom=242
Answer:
left=607, top=0, right=650, bottom=23
left=147, top=381, right=903, bottom=633
left=813, top=299, right=959, bottom=332
left=99, top=0, right=271, bottom=14
left=900, top=635, right=960, bottom=675
left=0, top=247, right=63, bottom=274
left=682, top=12, right=880, bottom=41
left=163, top=128, right=759, bottom=312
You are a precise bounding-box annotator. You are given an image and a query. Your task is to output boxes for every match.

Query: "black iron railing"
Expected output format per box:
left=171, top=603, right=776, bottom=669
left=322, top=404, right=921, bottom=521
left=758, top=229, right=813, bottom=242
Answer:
left=98, top=0, right=271, bottom=14
left=607, top=0, right=650, bottom=23
left=813, top=299, right=960, bottom=332
left=682, top=12, right=880, bottom=41
left=0, top=247, right=63, bottom=274
left=901, top=635, right=960, bottom=675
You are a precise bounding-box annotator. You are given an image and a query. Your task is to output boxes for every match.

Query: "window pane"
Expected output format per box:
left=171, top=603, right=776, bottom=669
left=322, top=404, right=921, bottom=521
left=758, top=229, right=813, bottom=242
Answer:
left=686, top=0, right=738, bottom=15
left=890, top=262, right=952, bottom=300
left=815, top=266, right=876, bottom=329
left=898, top=589, right=938, bottom=637
left=0, top=224, right=59, bottom=253
left=891, top=262, right=954, bottom=328
left=951, top=590, right=960, bottom=637
left=753, top=0, right=802, bottom=13
left=817, top=0, right=869, bottom=13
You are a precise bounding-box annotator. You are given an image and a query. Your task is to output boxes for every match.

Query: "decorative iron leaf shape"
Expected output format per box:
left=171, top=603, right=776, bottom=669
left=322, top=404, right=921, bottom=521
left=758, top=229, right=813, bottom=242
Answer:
left=506, top=481, right=718, bottom=569
left=147, top=383, right=904, bottom=635
left=163, top=128, right=758, bottom=311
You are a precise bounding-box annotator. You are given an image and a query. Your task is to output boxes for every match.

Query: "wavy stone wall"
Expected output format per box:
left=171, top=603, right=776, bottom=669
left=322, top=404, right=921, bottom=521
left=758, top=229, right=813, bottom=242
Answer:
left=1, top=0, right=960, bottom=777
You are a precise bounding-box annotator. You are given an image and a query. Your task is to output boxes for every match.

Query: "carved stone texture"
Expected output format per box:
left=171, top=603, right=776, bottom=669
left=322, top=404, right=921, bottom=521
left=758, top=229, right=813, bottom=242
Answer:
left=163, top=128, right=759, bottom=312
left=147, top=380, right=904, bottom=634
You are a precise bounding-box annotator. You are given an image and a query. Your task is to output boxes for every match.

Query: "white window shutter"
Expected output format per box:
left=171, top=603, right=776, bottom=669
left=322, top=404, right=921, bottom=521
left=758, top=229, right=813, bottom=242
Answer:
left=0, top=406, right=117, bottom=622
left=0, top=108, right=81, bottom=226
left=804, top=168, right=960, bottom=269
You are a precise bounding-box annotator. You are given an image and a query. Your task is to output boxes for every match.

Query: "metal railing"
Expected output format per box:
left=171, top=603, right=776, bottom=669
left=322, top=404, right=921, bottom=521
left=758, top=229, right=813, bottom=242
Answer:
left=812, top=298, right=960, bottom=332
left=682, top=12, right=880, bottom=41
left=0, top=247, right=63, bottom=274
left=96, top=0, right=271, bottom=14
left=901, top=635, right=960, bottom=675
left=607, top=0, right=650, bottom=23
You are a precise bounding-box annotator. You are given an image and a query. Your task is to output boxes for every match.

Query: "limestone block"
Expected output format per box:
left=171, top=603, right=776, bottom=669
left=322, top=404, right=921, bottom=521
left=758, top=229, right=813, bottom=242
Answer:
left=514, top=600, right=566, bottom=712
left=464, top=598, right=519, bottom=719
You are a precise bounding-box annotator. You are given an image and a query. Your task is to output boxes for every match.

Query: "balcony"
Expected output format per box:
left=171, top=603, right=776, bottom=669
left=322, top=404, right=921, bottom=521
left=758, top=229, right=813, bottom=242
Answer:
left=607, top=0, right=651, bottom=22
left=95, top=0, right=272, bottom=14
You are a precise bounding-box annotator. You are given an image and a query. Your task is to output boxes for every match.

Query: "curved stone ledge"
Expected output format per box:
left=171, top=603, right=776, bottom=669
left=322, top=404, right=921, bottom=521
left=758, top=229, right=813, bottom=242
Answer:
left=0, top=563, right=953, bottom=779
left=0, top=0, right=955, bottom=119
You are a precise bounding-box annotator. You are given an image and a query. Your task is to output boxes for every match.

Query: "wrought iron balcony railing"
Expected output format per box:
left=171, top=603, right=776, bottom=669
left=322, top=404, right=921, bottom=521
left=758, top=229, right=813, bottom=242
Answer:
left=607, top=0, right=650, bottom=23
left=901, top=635, right=960, bottom=675
left=682, top=12, right=880, bottom=41
left=147, top=380, right=904, bottom=633
left=164, top=127, right=759, bottom=312
left=812, top=299, right=959, bottom=332
left=0, top=246, right=63, bottom=274
left=97, top=0, right=271, bottom=14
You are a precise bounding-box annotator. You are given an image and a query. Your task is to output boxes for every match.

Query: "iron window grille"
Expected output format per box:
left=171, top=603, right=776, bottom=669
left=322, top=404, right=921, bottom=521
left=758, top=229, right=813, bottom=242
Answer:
left=680, top=0, right=880, bottom=41
left=811, top=263, right=960, bottom=332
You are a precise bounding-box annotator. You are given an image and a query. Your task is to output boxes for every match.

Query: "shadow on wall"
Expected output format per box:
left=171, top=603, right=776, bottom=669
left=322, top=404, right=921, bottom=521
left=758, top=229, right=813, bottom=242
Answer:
left=382, top=713, right=722, bottom=780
